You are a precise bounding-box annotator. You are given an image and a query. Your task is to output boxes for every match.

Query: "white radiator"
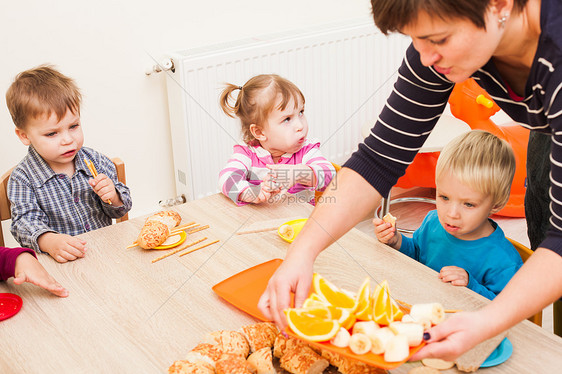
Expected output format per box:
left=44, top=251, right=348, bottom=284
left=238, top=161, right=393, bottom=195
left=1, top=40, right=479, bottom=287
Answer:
left=165, top=20, right=410, bottom=201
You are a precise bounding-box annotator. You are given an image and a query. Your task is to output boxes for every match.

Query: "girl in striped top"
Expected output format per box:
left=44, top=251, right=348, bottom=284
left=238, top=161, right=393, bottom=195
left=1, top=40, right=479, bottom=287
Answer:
left=258, top=0, right=562, bottom=361
left=218, top=74, right=335, bottom=205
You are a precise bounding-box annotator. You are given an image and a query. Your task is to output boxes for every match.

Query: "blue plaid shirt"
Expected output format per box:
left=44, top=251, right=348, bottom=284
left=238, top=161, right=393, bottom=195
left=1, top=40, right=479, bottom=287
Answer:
left=8, top=146, right=132, bottom=252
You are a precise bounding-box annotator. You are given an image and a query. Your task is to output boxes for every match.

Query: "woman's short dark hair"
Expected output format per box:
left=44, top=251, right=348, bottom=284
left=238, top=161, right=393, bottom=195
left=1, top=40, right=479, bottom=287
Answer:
left=370, top=0, right=529, bottom=35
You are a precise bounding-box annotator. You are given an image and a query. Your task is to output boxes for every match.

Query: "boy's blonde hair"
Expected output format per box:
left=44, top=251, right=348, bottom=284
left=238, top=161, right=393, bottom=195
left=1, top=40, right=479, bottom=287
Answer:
left=6, top=65, right=81, bottom=129
left=435, top=130, right=516, bottom=209
left=219, top=74, right=304, bottom=145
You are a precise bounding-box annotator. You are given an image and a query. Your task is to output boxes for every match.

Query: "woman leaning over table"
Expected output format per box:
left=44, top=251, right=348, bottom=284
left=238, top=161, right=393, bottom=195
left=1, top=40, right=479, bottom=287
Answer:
left=258, top=0, right=562, bottom=361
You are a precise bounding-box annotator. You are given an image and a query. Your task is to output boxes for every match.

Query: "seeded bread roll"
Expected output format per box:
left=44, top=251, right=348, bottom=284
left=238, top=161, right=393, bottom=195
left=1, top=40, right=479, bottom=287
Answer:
left=203, top=330, right=250, bottom=358
left=147, top=210, right=182, bottom=229
left=137, top=220, right=170, bottom=249
left=246, top=347, right=275, bottom=374
left=239, top=322, right=278, bottom=352
left=279, top=344, right=328, bottom=374
left=215, top=353, right=253, bottom=374
left=168, top=360, right=214, bottom=374
left=185, top=343, right=223, bottom=367
left=137, top=210, right=182, bottom=249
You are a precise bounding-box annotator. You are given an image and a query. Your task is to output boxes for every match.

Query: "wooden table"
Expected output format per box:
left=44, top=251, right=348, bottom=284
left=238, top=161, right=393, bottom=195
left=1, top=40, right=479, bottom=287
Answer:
left=1, top=193, right=561, bottom=373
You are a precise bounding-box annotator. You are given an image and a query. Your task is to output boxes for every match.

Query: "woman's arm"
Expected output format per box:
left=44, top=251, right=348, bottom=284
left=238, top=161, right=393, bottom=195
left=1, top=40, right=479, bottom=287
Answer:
left=257, top=167, right=382, bottom=328
left=412, top=247, right=562, bottom=361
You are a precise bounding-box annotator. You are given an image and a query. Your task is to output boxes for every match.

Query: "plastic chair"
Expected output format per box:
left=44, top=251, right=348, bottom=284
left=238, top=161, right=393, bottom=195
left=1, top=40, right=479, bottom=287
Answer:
left=0, top=157, right=128, bottom=247
left=449, top=79, right=529, bottom=217
left=507, top=237, right=543, bottom=327
left=313, top=163, right=342, bottom=204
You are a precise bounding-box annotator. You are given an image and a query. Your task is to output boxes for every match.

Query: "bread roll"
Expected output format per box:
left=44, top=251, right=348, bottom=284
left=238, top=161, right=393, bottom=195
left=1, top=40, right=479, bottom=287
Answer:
left=279, top=344, right=328, bottom=374
left=168, top=360, right=214, bottom=374
left=215, top=353, right=253, bottom=374
left=185, top=343, right=223, bottom=367
left=147, top=210, right=182, bottom=229
left=246, top=347, right=275, bottom=374
left=203, top=330, right=250, bottom=358
left=137, top=210, right=182, bottom=249
left=239, top=322, right=278, bottom=352
left=137, top=220, right=170, bottom=249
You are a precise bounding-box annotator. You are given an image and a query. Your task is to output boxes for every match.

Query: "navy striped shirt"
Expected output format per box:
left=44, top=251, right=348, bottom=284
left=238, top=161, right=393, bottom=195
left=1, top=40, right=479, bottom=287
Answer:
left=8, top=146, right=132, bottom=252
left=346, top=0, right=562, bottom=256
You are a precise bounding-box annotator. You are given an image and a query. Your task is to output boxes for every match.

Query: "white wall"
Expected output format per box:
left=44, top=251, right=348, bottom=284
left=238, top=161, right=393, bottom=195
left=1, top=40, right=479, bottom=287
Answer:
left=0, top=0, right=372, bottom=239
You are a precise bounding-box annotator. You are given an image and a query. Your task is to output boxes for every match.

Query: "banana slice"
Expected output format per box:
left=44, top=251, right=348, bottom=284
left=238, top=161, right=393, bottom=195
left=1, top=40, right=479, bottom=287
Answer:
left=278, top=224, right=295, bottom=240
left=330, top=327, right=351, bottom=348
left=389, top=322, right=423, bottom=347
left=351, top=320, right=379, bottom=336
left=421, top=358, right=455, bottom=370
left=384, top=334, right=409, bottom=362
left=369, top=327, right=395, bottom=355
left=348, top=333, right=372, bottom=355
left=410, top=303, right=445, bottom=325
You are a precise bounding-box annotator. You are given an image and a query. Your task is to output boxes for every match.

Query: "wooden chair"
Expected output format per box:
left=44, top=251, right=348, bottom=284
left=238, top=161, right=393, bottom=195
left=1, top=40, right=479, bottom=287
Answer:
left=507, top=237, right=543, bottom=327
left=0, top=157, right=128, bottom=247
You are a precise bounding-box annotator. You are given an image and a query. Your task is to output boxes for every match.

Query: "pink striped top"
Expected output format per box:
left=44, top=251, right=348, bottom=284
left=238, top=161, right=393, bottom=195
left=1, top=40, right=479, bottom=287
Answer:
left=218, top=139, right=336, bottom=205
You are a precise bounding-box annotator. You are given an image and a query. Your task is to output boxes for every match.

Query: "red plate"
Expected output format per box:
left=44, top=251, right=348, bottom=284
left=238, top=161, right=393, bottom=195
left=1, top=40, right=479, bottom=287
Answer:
left=0, top=293, right=23, bottom=321
left=212, top=259, right=424, bottom=369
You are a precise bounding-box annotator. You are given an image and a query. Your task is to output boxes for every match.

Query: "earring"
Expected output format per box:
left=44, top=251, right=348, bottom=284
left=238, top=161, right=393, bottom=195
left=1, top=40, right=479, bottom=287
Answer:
left=498, top=13, right=509, bottom=28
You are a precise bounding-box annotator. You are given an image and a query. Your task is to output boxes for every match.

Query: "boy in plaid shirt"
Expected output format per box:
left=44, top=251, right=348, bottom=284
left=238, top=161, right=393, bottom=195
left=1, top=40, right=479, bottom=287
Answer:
left=5, top=65, right=132, bottom=262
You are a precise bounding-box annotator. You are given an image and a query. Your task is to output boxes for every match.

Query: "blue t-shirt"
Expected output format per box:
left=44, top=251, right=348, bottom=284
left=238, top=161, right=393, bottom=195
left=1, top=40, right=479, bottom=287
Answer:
left=400, top=210, right=523, bottom=300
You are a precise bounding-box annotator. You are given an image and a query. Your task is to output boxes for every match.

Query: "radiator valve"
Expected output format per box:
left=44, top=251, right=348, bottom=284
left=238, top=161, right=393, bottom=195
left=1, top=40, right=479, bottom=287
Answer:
left=145, top=58, right=174, bottom=75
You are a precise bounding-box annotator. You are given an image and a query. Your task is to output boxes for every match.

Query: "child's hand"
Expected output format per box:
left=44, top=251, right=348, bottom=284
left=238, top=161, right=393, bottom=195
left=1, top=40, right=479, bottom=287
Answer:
left=88, top=174, right=123, bottom=206
left=373, top=217, right=400, bottom=248
left=266, top=164, right=315, bottom=189
left=13, top=252, right=69, bottom=297
left=240, top=183, right=278, bottom=204
left=37, top=232, right=87, bottom=263
left=439, top=266, right=469, bottom=286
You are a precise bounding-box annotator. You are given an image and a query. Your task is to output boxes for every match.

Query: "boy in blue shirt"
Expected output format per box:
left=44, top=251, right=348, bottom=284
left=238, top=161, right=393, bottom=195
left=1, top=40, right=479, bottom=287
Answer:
left=5, top=65, right=132, bottom=263
left=374, top=130, right=523, bottom=300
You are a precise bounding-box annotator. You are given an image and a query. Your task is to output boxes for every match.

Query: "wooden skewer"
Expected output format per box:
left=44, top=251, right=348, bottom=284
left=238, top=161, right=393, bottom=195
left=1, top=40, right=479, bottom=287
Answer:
left=170, top=222, right=197, bottom=234
left=84, top=158, right=112, bottom=205
left=178, top=239, right=220, bottom=257
left=126, top=221, right=198, bottom=249
left=151, top=237, right=208, bottom=263
left=236, top=227, right=278, bottom=235
left=187, top=225, right=209, bottom=234
left=396, top=299, right=462, bottom=314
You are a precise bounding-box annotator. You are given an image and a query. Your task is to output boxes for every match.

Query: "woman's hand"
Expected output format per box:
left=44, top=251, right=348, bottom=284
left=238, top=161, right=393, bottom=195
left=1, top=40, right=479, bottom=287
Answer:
left=257, top=253, right=314, bottom=330
left=410, top=310, right=490, bottom=361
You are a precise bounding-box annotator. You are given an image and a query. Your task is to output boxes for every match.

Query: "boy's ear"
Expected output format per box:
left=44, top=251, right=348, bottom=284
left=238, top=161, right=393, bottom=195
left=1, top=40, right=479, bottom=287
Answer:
left=14, top=128, right=31, bottom=146
left=490, top=203, right=504, bottom=215
left=250, top=124, right=266, bottom=141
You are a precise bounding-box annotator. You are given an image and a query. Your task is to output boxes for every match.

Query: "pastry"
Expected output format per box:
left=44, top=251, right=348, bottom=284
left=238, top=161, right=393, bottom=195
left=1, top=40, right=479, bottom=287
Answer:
left=239, top=322, right=278, bottom=352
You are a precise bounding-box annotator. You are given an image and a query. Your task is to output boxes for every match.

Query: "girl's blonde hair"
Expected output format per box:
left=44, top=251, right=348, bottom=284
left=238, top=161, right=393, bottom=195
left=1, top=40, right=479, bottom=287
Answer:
left=219, top=74, right=304, bottom=144
left=435, top=130, right=516, bottom=210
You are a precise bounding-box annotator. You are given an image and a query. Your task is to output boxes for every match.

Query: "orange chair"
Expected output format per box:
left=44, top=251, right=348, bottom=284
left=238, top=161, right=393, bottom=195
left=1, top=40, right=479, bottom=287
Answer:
left=314, top=163, right=342, bottom=204
left=449, top=79, right=529, bottom=217
left=507, top=238, right=542, bottom=326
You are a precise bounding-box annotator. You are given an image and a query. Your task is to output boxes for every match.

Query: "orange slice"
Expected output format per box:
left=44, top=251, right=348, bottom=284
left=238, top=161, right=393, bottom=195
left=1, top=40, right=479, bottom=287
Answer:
left=312, top=273, right=358, bottom=312
left=302, top=293, right=328, bottom=308
left=285, top=308, right=341, bottom=342
left=354, top=277, right=372, bottom=321
left=372, top=280, right=393, bottom=325
left=327, top=306, right=356, bottom=330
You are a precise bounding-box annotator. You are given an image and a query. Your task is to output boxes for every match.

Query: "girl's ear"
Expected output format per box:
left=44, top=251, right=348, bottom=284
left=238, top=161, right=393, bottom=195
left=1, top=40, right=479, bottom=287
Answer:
left=250, top=124, right=266, bottom=141
left=15, top=128, right=31, bottom=146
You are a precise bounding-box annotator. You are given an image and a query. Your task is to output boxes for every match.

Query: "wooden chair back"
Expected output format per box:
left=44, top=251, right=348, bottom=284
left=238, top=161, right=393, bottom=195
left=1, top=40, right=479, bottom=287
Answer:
left=0, top=157, right=128, bottom=247
left=507, top=237, right=543, bottom=326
